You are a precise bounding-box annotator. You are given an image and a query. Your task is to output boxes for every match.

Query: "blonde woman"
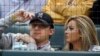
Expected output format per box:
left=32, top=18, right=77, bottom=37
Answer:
left=64, top=15, right=100, bottom=51
left=42, top=0, right=95, bottom=24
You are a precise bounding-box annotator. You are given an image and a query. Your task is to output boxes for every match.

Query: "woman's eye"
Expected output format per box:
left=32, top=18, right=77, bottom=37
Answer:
left=65, top=27, right=68, bottom=30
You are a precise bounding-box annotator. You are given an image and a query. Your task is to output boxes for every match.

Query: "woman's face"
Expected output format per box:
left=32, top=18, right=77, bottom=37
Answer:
left=65, top=20, right=80, bottom=43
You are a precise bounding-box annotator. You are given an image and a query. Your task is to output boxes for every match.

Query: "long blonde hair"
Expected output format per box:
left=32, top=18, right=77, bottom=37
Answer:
left=64, top=15, right=99, bottom=51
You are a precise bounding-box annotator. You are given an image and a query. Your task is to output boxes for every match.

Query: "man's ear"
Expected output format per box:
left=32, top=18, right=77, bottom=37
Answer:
left=49, top=29, right=55, bottom=35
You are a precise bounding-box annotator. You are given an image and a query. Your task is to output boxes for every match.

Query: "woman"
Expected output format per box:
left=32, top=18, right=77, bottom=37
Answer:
left=64, top=15, right=99, bottom=51
left=42, top=0, right=95, bottom=24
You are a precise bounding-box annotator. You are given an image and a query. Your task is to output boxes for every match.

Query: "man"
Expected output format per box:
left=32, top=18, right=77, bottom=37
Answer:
left=0, top=0, right=46, bottom=18
left=17, top=12, right=55, bottom=51
left=0, top=11, right=55, bottom=51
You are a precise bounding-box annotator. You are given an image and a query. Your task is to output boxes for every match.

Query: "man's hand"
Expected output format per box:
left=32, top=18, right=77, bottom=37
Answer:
left=16, top=34, right=36, bottom=44
left=11, top=9, right=34, bottom=22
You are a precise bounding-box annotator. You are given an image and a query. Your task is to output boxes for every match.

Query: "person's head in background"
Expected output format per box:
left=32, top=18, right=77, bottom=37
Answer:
left=64, top=15, right=99, bottom=51
left=29, top=12, right=54, bottom=47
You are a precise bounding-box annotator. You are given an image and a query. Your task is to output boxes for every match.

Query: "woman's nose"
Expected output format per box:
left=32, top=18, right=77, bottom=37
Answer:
left=65, top=29, right=69, bottom=34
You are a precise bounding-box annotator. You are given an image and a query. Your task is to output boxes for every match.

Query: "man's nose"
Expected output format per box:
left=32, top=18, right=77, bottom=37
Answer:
left=34, top=26, right=40, bottom=30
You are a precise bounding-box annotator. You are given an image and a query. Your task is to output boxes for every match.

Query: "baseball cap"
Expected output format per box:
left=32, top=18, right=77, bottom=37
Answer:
left=29, top=12, right=54, bottom=28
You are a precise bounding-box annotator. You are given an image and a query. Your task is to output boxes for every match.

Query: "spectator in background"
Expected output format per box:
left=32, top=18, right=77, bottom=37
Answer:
left=42, top=0, right=95, bottom=24
left=89, top=0, right=100, bottom=24
left=0, top=0, right=46, bottom=18
left=64, top=15, right=100, bottom=51
left=0, top=10, right=55, bottom=51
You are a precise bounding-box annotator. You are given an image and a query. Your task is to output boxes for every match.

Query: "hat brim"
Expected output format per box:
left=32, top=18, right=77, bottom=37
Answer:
left=29, top=18, right=49, bottom=26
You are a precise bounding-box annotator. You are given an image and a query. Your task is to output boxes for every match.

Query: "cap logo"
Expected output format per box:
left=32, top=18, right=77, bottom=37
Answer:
left=37, top=13, right=43, bottom=18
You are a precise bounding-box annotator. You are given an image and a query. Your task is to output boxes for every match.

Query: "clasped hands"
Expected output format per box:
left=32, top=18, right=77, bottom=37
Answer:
left=11, top=9, right=34, bottom=22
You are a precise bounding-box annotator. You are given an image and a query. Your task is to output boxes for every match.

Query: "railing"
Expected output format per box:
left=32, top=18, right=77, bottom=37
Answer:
left=1, top=50, right=100, bottom=56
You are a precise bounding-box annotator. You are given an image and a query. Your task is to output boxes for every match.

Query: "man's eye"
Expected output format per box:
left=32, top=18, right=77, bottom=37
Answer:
left=69, top=27, right=74, bottom=30
left=39, top=26, right=45, bottom=28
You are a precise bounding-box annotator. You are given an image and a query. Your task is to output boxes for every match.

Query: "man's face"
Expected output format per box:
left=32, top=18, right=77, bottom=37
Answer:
left=29, top=21, right=54, bottom=43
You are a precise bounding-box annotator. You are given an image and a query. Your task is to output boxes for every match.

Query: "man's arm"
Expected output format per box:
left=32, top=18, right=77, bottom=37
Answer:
left=0, top=15, right=17, bottom=39
left=0, top=33, right=17, bottom=49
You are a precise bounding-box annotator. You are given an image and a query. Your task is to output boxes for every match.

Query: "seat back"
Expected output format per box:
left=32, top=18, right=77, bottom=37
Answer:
left=96, top=25, right=100, bottom=44
left=50, top=24, right=64, bottom=50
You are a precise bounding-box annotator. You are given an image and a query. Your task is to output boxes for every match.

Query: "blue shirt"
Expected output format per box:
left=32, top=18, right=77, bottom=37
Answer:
left=0, top=0, right=46, bottom=18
